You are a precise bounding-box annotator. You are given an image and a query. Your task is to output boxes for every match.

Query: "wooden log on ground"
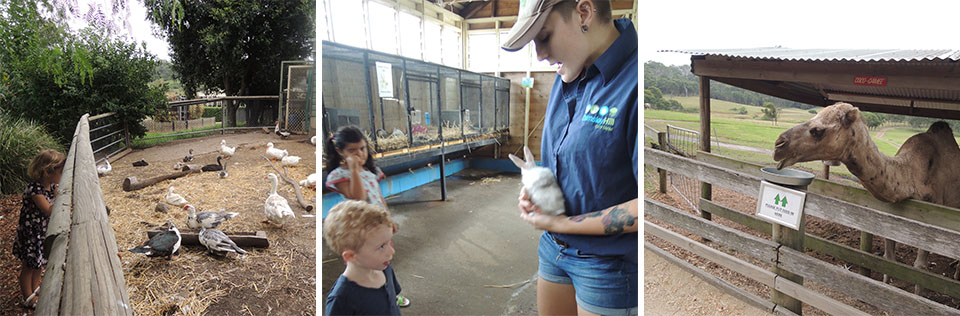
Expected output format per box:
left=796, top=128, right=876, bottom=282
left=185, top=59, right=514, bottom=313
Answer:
left=123, top=166, right=201, bottom=191
left=261, top=155, right=314, bottom=212
left=148, top=228, right=269, bottom=248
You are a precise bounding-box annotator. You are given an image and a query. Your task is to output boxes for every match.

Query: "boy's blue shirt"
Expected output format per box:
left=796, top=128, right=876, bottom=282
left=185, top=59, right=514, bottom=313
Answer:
left=541, top=18, right=639, bottom=263
left=325, top=265, right=402, bottom=315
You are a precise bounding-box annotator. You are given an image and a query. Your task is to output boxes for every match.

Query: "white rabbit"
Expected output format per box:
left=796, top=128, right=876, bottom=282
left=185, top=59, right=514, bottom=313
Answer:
left=509, top=146, right=566, bottom=216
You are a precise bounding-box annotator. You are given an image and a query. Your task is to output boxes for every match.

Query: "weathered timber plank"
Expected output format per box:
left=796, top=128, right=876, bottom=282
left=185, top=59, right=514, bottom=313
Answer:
left=697, top=151, right=960, bottom=233
left=702, top=197, right=960, bottom=300
left=779, top=247, right=960, bottom=315
left=36, top=234, right=67, bottom=315
left=645, top=220, right=777, bottom=286
left=645, top=242, right=777, bottom=314
left=699, top=199, right=772, bottom=234
left=147, top=229, right=270, bottom=248
left=64, top=221, right=93, bottom=315
left=645, top=198, right=778, bottom=264
left=773, top=277, right=870, bottom=316
left=773, top=305, right=801, bottom=316
left=645, top=147, right=761, bottom=197
left=804, top=194, right=960, bottom=260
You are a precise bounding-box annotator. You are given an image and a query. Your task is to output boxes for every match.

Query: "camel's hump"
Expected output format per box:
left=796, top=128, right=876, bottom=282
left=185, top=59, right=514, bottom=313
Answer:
left=927, top=121, right=952, bottom=134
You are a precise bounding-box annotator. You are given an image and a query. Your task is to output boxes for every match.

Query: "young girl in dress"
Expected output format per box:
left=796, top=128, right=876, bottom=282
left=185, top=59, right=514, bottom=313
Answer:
left=323, top=125, right=411, bottom=307
left=13, top=149, right=65, bottom=309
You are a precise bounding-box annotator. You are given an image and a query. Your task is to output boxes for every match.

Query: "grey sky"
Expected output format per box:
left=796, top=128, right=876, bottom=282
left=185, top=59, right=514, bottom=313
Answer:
left=643, top=0, right=959, bottom=66
left=68, top=0, right=170, bottom=60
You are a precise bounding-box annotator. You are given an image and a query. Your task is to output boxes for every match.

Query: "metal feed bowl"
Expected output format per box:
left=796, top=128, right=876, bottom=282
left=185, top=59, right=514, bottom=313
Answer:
left=760, top=167, right=815, bottom=187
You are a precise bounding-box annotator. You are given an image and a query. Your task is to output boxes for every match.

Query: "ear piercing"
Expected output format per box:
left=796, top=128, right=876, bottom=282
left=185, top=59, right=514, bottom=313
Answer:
left=581, top=25, right=588, bottom=32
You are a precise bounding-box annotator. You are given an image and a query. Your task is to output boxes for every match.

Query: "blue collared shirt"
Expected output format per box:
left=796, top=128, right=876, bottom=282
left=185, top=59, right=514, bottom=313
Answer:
left=541, top=18, right=638, bottom=262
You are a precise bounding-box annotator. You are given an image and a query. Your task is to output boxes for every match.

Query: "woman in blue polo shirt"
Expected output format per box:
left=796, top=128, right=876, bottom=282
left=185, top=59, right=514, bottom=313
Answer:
left=501, top=0, right=638, bottom=315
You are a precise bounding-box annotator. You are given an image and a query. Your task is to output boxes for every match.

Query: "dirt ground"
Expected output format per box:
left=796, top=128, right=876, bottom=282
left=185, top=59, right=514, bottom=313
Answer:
left=645, top=169, right=960, bottom=315
left=0, top=131, right=317, bottom=315
left=644, top=248, right=772, bottom=315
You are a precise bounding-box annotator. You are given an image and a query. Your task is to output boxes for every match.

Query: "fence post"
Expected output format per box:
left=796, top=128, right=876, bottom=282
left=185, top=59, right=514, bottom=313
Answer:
left=657, top=132, right=667, bottom=194
left=123, top=120, right=131, bottom=150
left=768, top=179, right=809, bottom=315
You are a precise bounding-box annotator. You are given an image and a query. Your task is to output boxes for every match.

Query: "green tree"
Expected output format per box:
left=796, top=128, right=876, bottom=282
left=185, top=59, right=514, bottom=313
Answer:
left=862, top=112, right=886, bottom=129
left=145, top=0, right=315, bottom=127
left=761, top=102, right=779, bottom=124
left=0, top=1, right=166, bottom=144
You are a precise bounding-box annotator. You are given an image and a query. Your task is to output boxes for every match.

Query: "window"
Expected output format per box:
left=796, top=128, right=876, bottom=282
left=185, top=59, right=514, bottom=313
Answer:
left=329, top=0, right=366, bottom=49
left=468, top=32, right=497, bottom=72
left=399, top=11, right=422, bottom=59
left=498, top=31, right=532, bottom=71
left=423, top=20, right=442, bottom=64
left=368, top=1, right=398, bottom=54
left=441, top=27, right=462, bottom=68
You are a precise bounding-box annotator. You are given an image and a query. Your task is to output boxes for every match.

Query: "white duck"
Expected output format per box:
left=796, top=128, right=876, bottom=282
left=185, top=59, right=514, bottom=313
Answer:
left=264, top=173, right=295, bottom=226
left=265, top=142, right=288, bottom=161
left=185, top=204, right=239, bottom=229
left=199, top=227, right=247, bottom=256
left=165, top=186, right=188, bottom=206
left=280, top=155, right=301, bottom=167
left=299, top=173, right=319, bottom=190
left=220, top=139, right=236, bottom=158
left=96, top=157, right=111, bottom=176
left=310, top=136, right=317, bottom=145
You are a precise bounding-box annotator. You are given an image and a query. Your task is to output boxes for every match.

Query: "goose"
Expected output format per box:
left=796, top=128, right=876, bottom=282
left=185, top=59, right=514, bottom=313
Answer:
left=265, top=142, right=287, bottom=161
left=201, top=156, right=223, bottom=172
left=299, top=173, right=319, bottom=190
left=310, top=136, right=317, bottom=145
left=264, top=173, right=295, bottom=226
left=274, top=121, right=291, bottom=138
left=183, top=149, right=194, bottom=163
left=96, top=157, right=112, bottom=176
left=219, top=140, right=236, bottom=158
left=199, top=227, right=247, bottom=256
left=280, top=155, right=301, bottom=167
left=129, top=222, right=181, bottom=259
left=184, top=204, right=239, bottom=229
left=165, top=187, right=188, bottom=206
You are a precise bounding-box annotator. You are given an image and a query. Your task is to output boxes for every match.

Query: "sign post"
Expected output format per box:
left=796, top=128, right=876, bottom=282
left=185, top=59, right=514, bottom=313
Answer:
left=757, top=167, right=814, bottom=315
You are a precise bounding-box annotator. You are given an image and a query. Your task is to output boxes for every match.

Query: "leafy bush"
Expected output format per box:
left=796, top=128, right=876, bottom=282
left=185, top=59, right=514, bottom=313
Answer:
left=733, top=106, right=748, bottom=115
left=0, top=109, right=64, bottom=195
left=0, top=2, right=167, bottom=146
left=808, top=109, right=818, bottom=114
left=203, top=106, right=223, bottom=122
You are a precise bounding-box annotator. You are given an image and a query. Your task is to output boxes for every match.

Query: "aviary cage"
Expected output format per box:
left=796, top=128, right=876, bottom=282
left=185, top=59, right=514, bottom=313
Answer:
left=321, top=40, right=509, bottom=155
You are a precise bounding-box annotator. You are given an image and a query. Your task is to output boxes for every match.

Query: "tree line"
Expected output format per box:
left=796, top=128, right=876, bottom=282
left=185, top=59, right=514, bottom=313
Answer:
left=644, top=61, right=812, bottom=110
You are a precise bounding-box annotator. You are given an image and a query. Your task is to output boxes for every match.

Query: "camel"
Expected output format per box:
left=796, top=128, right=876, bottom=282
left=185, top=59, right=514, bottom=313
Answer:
left=773, top=102, right=960, bottom=295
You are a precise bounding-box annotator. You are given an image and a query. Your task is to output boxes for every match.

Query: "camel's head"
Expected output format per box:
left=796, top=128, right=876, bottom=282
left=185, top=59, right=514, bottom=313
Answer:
left=773, top=102, right=862, bottom=169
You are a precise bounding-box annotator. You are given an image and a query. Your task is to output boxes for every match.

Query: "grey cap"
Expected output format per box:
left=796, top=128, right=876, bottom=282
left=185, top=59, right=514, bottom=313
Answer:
left=501, top=0, right=565, bottom=52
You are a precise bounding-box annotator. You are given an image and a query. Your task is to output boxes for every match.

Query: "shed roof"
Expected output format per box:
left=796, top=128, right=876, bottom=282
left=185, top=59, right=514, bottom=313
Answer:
left=662, top=47, right=960, bottom=120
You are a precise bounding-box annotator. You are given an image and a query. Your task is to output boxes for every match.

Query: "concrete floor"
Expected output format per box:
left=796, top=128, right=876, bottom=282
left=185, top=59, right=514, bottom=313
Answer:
left=321, top=168, right=542, bottom=315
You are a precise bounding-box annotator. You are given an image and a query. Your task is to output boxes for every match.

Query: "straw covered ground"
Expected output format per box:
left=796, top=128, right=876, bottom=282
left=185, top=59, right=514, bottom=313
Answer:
left=0, top=131, right=317, bottom=315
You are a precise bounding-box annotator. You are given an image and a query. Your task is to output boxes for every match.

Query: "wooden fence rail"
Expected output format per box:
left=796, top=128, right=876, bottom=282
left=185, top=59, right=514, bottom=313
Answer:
left=645, top=147, right=960, bottom=314
left=38, top=114, right=132, bottom=315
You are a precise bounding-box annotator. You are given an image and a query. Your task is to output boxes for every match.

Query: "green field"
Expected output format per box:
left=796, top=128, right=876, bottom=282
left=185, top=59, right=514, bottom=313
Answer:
left=644, top=96, right=956, bottom=180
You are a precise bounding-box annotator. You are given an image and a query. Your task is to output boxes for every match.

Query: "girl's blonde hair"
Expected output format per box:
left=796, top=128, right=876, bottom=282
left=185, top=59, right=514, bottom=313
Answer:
left=27, top=149, right=66, bottom=181
left=323, top=200, right=395, bottom=255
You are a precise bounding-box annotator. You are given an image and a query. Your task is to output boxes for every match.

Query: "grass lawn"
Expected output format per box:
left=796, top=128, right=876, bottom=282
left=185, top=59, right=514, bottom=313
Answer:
left=131, top=122, right=248, bottom=148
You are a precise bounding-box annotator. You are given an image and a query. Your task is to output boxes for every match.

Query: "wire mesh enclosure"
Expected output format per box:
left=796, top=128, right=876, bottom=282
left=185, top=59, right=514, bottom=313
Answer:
left=279, top=61, right=315, bottom=134
left=665, top=124, right=701, bottom=213
left=322, top=40, right=509, bottom=154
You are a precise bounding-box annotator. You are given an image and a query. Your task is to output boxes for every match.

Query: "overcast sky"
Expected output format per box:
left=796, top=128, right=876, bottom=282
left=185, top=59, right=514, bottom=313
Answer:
left=643, top=0, right=960, bottom=66
left=67, top=0, right=170, bottom=60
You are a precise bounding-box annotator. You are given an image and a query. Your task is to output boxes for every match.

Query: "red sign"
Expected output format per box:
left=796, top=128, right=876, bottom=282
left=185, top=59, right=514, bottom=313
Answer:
left=853, top=76, right=887, bottom=86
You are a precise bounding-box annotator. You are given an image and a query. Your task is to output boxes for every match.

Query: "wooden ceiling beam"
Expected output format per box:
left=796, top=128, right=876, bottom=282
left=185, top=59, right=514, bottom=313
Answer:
left=709, top=77, right=831, bottom=107
left=461, top=1, right=491, bottom=19
left=847, top=102, right=960, bottom=121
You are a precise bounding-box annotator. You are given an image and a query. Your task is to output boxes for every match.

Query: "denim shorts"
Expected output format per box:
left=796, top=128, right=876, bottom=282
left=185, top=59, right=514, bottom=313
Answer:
left=537, top=232, right=638, bottom=315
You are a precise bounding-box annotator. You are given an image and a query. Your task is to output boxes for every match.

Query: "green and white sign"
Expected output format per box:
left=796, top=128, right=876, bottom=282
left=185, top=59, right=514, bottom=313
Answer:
left=755, top=180, right=807, bottom=230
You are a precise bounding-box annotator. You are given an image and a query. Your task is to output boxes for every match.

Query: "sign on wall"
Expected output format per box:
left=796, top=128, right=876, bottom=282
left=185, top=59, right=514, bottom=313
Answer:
left=755, top=181, right=807, bottom=230
left=376, top=62, right=394, bottom=98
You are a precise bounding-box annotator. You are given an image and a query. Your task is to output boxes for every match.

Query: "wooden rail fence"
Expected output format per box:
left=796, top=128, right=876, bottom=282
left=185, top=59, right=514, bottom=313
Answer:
left=645, top=147, right=960, bottom=315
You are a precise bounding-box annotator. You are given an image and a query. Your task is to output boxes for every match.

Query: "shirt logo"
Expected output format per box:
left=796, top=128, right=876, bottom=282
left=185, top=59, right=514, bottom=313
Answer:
left=582, top=104, right=618, bottom=131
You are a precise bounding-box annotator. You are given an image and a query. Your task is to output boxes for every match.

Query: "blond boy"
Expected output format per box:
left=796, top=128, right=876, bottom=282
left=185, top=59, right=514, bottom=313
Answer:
left=323, top=200, right=402, bottom=315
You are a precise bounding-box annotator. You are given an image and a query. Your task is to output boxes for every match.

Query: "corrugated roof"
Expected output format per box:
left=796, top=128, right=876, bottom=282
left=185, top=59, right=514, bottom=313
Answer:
left=660, top=47, right=960, bottom=62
